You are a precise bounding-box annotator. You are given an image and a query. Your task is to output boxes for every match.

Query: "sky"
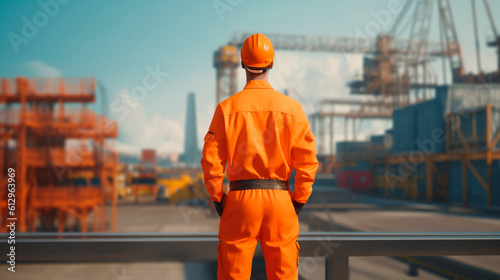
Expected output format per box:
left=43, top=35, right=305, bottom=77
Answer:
left=1, top=0, right=499, bottom=156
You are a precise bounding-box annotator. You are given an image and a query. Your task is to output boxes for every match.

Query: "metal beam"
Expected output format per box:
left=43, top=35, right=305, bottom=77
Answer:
left=231, top=32, right=450, bottom=56
left=2, top=232, right=499, bottom=262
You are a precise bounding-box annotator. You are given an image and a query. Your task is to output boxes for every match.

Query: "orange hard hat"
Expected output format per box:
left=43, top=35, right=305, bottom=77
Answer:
left=240, top=33, right=274, bottom=69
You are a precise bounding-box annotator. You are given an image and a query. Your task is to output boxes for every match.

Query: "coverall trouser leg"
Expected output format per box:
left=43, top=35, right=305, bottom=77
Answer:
left=217, top=189, right=300, bottom=280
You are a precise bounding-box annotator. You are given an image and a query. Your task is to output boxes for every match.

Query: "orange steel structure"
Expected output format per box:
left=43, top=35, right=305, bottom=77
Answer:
left=0, top=77, right=118, bottom=233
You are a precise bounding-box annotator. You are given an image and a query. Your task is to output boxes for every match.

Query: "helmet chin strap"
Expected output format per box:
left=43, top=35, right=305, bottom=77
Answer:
left=244, top=64, right=264, bottom=74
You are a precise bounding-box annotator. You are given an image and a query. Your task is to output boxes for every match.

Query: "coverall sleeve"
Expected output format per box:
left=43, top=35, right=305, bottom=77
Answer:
left=200, top=104, right=227, bottom=203
left=291, top=105, right=318, bottom=204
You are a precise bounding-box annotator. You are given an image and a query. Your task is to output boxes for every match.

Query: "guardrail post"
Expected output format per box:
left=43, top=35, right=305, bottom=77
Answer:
left=326, top=255, right=348, bottom=280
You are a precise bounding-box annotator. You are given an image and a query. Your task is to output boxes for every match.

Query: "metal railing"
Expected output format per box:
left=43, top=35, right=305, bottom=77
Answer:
left=1, top=232, right=500, bottom=280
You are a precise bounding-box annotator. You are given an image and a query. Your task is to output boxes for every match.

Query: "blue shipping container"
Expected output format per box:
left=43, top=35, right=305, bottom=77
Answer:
left=416, top=99, right=447, bottom=154
left=336, top=141, right=370, bottom=163
left=392, top=103, right=418, bottom=153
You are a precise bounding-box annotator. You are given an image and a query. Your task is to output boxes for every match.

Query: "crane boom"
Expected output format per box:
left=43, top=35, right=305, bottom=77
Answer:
left=231, top=32, right=452, bottom=56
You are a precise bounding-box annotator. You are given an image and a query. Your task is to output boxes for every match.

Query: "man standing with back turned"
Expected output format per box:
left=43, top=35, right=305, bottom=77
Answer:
left=201, top=33, right=318, bottom=280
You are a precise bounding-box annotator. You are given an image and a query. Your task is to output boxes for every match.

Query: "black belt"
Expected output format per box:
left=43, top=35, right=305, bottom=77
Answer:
left=229, top=179, right=289, bottom=191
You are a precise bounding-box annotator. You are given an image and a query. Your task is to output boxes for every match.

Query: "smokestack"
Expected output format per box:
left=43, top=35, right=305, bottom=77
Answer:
left=180, top=92, right=201, bottom=166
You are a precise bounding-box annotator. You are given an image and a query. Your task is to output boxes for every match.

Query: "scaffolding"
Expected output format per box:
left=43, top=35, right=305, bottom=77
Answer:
left=0, top=77, right=118, bottom=232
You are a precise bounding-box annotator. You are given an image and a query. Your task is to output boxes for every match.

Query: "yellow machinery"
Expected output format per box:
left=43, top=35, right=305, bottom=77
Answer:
left=157, top=173, right=208, bottom=204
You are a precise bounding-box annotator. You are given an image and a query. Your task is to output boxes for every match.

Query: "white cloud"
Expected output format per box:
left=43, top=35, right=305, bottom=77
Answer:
left=236, top=52, right=363, bottom=114
left=18, top=60, right=62, bottom=77
left=114, top=89, right=184, bottom=156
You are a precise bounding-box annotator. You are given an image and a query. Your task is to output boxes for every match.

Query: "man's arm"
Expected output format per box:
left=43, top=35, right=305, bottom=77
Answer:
left=291, top=105, right=319, bottom=214
left=201, top=104, right=227, bottom=214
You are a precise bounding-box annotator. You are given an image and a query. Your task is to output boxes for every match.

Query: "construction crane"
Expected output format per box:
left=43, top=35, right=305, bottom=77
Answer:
left=214, top=32, right=453, bottom=104
left=440, top=0, right=500, bottom=83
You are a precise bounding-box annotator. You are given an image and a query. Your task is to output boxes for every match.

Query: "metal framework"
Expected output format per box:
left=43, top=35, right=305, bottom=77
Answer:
left=0, top=77, right=118, bottom=233
left=370, top=104, right=500, bottom=205
left=310, top=98, right=394, bottom=155
left=230, top=33, right=448, bottom=55
left=2, top=232, right=499, bottom=280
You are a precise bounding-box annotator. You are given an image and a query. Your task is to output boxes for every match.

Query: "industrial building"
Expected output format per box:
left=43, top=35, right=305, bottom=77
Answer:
left=0, top=77, right=118, bottom=232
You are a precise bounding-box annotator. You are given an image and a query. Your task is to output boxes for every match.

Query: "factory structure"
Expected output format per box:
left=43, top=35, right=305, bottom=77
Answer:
left=0, top=77, right=118, bottom=233
left=213, top=0, right=500, bottom=208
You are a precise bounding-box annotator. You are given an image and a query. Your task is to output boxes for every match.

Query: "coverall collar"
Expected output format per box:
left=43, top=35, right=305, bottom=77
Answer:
left=244, top=80, right=273, bottom=89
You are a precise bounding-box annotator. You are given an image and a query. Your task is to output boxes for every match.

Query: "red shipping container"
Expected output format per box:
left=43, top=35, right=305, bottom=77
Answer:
left=337, top=170, right=371, bottom=191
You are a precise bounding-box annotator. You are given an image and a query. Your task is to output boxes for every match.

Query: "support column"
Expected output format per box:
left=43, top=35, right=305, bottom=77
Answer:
left=319, top=116, right=325, bottom=155
left=426, top=159, right=433, bottom=202
left=215, top=68, right=223, bottom=105
left=462, top=159, right=468, bottom=206
left=487, top=160, right=492, bottom=205
left=352, top=118, right=357, bottom=141
left=82, top=207, right=88, bottom=233
left=344, top=118, right=348, bottom=141
left=112, top=172, right=117, bottom=232
left=230, top=68, right=237, bottom=97
left=330, top=116, right=335, bottom=155
left=326, top=256, right=349, bottom=280
left=444, top=162, right=449, bottom=202
left=17, top=78, right=28, bottom=233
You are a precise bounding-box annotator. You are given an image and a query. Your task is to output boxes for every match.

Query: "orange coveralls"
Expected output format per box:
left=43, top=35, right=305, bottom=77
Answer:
left=201, top=80, right=318, bottom=279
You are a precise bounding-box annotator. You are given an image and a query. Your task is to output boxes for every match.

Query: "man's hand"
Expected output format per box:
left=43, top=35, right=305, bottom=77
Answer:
left=292, top=200, right=305, bottom=216
left=213, top=195, right=225, bottom=217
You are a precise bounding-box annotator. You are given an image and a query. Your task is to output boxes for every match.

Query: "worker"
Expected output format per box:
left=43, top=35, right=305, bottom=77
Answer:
left=201, top=33, right=318, bottom=280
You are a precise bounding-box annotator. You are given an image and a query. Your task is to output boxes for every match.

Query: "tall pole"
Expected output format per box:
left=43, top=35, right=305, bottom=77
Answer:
left=471, top=0, right=483, bottom=74
left=330, top=116, right=335, bottom=155
left=482, top=0, right=500, bottom=72
left=344, top=118, right=348, bottom=141
left=319, top=116, right=325, bottom=155
left=439, top=12, right=448, bottom=84
left=352, top=118, right=357, bottom=141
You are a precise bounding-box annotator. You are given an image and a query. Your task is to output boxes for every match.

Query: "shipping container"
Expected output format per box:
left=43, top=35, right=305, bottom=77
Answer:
left=448, top=161, right=463, bottom=204
left=339, top=161, right=371, bottom=171
left=336, top=141, right=370, bottom=163
left=337, top=170, right=371, bottom=191
left=131, top=177, right=157, bottom=185
left=392, top=103, right=418, bottom=153
left=416, top=98, right=447, bottom=154
left=390, top=84, right=500, bottom=154
left=370, top=134, right=386, bottom=157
